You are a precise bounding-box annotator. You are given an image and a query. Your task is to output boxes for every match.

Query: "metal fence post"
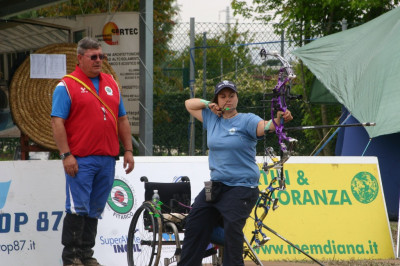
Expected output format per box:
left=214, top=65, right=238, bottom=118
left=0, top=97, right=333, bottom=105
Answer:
left=202, top=32, right=207, bottom=155
left=220, top=58, right=223, bottom=80
left=139, top=0, right=153, bottom=156
left=188, top=18, right=195, bottom=155
left=342, top=18, right=348, bottom=31
left=280, top=29, right=284, bottom=57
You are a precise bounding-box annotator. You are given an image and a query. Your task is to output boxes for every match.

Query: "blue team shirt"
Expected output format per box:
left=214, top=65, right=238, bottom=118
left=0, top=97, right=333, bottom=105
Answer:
left=51, top=76, right=126, bottom=119
left=202, top=108, right=263, bottom=187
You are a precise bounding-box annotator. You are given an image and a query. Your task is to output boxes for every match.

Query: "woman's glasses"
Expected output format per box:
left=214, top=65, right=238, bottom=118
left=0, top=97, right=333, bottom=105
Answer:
left=85, top=54, right=106, bottom=60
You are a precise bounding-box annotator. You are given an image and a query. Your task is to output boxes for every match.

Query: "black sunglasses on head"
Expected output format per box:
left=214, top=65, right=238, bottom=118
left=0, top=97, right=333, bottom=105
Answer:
left=85, top=54, right=106, bottom=60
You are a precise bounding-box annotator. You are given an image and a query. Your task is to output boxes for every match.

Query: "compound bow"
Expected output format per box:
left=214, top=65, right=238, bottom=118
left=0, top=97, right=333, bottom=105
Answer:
left=259, top=48, right=375, bottom=190
left=260, top=48, right=302, bottom=190
left=246, top=49, right=326, bottom=265
left=246, top=49, right=376, bottom=266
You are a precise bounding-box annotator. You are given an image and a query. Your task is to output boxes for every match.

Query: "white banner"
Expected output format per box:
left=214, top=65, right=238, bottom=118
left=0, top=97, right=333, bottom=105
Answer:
left=30, top=54, right=66, bottom=79
left=96, top=156, right=210, bottom=265
left=0, top=157, right=210, bottom=266
left=0, top=156, right=393, bottom=265
left=0, top=160, right=65, bottom=265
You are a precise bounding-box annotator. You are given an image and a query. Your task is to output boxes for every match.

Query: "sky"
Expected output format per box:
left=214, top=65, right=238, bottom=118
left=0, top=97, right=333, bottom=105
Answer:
left=176, top=0, right=252, bottom=23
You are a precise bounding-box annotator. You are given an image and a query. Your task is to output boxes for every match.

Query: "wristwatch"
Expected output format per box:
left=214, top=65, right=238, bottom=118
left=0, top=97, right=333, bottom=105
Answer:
left=60, top=152, right=71, bottom=160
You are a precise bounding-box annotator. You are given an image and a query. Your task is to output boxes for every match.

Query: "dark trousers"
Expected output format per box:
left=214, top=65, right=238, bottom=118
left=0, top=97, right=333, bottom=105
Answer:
left=178, top=185, right=259, bottom=266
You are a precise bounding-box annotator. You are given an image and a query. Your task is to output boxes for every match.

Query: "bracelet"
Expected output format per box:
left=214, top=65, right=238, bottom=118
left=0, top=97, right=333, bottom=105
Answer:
left=125, top=150, right=133, bottom=154
left=199, top=99, right=210, bottom=109
left=264, top=120, right=272, bottom=131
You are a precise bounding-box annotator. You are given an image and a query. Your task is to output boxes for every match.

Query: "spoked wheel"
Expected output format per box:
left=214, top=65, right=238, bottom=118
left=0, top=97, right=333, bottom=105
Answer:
left=127, top=201, right=162, bottom=266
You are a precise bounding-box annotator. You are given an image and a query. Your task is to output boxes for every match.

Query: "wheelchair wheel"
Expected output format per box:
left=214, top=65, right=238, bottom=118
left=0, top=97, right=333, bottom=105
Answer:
left=127, top=201, right=162, bottom=266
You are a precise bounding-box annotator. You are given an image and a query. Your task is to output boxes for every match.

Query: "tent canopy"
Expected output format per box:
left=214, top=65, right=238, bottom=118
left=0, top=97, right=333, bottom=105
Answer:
left=292, top=7, right=400, bottom=138
left=310, top=78, right=339, bottom=104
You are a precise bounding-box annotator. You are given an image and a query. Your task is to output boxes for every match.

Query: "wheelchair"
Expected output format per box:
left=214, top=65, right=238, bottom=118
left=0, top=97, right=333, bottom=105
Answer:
left=127, top=176, right=261, bottom=266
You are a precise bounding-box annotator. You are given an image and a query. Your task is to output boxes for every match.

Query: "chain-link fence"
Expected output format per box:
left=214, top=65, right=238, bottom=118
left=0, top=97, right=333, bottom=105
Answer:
left=163, top=22, right=297, bottom=84
left=0, top=21, right=313, bottom=159
left=153, top=21, right=316, bottom=157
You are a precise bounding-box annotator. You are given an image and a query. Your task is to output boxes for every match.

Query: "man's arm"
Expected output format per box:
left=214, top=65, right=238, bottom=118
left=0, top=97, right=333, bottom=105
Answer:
left=51, top=116, right=78, bottom=177
left=118, top=115, right=135, bottom=174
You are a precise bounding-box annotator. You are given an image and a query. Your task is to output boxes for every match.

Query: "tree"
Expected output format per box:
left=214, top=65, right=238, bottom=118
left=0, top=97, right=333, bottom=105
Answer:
left=231, top=0, right=399, bottom=155
left=232, top=0, right=399, bottom=44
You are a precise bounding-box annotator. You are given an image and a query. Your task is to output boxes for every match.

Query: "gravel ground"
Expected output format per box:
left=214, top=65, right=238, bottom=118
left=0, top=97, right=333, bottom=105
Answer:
left=243, top=221, right=400, bottom=266
left=246, top=260, right=400, bottom=265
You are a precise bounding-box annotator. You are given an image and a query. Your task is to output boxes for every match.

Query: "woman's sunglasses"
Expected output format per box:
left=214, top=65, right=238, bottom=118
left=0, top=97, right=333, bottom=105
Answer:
left=85, top=54, right=106, bottom=60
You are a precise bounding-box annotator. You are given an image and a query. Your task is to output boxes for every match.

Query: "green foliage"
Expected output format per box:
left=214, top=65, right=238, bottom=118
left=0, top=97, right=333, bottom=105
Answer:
left=0, top=138, right=19, bottom=160
left=153, top=92, right=190, bottom=155
left=232, top=0, right=400, bottom=45
left=191, top=67, right=277, bottom=97
left=30, top=0, right=138, bottom=17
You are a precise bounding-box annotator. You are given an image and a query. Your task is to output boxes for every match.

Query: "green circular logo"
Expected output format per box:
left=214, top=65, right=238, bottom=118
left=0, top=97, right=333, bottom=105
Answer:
left=107, top=179, right=134, bottom=213
left=350, top=172, right=379, bottom=204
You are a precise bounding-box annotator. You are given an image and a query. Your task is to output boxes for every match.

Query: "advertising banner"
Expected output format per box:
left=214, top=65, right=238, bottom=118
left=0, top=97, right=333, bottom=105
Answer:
left=0, top=157, right=211, bottom=266
left=95, top=156, right=211, bottom=265
left=245, top=157, right=394, bottom=261
left=0, top=160, right=65, bottom=265
left=0, top=156, right=394, bottom=265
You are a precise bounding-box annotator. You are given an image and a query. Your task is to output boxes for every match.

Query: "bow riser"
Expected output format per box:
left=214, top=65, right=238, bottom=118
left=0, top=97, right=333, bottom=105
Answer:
left=261, top=49, right=300, bottom=191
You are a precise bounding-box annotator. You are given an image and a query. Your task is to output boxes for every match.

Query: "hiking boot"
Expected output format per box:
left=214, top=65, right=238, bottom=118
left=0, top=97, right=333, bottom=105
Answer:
left=82, top=257, right=102, bottom=266
left=62, top=214, right=85, bottom=266
left=63, top=257, right=84, bottom=266
left=81, top=217, right=100, bottom=266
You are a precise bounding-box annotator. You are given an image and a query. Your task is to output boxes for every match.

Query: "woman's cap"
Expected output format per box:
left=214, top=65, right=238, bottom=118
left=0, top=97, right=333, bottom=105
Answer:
left=214, top=80, right=238, bottom=95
